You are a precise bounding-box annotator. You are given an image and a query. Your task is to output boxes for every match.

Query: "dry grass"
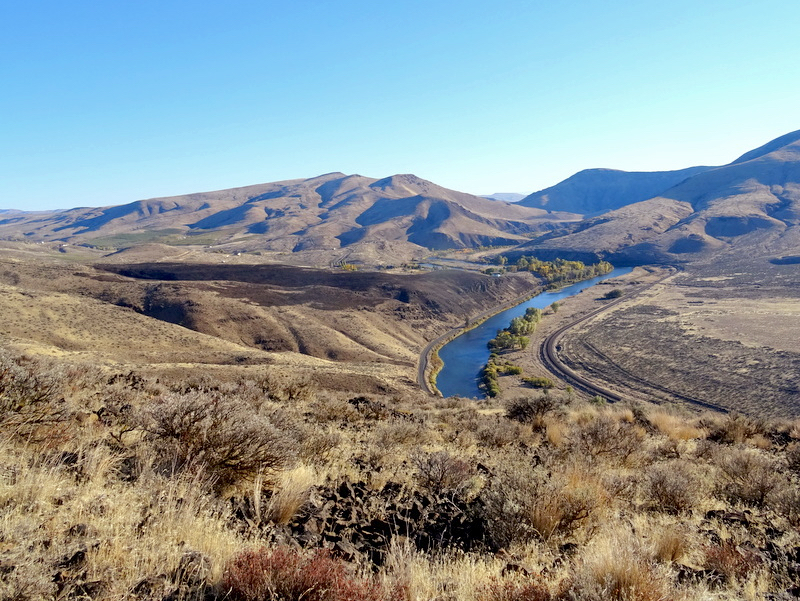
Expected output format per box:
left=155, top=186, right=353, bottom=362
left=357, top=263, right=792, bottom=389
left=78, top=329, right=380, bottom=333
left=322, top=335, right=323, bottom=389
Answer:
left=264, top=465, right=318, bottom=525
left=544, top=418, right=568, bottom=446
left=648, top=410, right=706, bottom=441
left=527, top=466, right=608, bottom=542
left=382, top=540, right=514, bottom=601
left=651, top=524, right=692, bottom=564
left=2, top=345, right=800, bottom=600
left=565, top=529, right=675, bottom=601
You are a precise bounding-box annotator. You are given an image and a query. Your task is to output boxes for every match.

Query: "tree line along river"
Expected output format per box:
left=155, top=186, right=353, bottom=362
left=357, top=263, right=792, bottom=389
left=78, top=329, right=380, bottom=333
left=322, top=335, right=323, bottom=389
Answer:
left=435, top=267, right=633, bottom=398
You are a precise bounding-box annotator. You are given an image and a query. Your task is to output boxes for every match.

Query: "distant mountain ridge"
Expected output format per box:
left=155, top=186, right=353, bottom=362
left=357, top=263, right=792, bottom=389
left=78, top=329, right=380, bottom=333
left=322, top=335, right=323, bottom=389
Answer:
left=481, top=193, right=527, bottom=203
left=3, top=130, right=799, bottom=267
left=518, top=166, right=713, bottom=215
left=517, top=129, right=800, bottom=265
left=0, top=172, right=578, bottom=264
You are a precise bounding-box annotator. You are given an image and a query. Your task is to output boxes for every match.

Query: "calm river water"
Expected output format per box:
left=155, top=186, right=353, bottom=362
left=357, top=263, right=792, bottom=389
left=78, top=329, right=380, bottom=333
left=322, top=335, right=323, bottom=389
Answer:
left=435, top=267, right=633, bottom=398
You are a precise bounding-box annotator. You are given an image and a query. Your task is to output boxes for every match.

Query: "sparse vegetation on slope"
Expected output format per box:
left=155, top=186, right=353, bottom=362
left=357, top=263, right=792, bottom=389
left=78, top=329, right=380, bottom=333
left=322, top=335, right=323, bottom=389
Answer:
left=0, top=172, right=580, bottom=267
left=3, top=346, right=800, bottom=600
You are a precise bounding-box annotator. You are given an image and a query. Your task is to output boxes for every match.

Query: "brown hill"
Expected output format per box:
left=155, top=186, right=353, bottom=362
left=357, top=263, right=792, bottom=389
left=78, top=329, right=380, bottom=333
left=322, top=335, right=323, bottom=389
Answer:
left=0, top=173, right=578, bottom=265
left=0, top=248, right=538, bottom=394
left=516, top=130, right=800, bottom=265
left=518, top=166, right=712, bottom=215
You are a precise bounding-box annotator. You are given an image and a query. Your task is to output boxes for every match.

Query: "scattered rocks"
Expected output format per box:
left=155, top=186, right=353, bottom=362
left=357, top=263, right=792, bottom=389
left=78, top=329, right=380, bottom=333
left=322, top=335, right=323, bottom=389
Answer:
left=174, top=551, right=211, bottom=587
left=57, top=547, right=87, bottom=570
left=235, top=478, right=491, bottom=566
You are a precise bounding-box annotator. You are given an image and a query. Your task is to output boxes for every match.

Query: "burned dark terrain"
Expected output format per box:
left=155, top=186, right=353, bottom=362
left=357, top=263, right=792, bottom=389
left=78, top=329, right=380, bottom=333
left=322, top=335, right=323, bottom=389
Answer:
left=0, top=248, right=538, bottom=395
left=96, top=262, right=519, bottom=313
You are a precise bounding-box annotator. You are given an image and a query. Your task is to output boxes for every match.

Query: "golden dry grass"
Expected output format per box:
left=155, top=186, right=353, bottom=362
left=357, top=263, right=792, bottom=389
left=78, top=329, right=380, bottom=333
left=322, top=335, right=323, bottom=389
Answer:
left=2, top=343, right=800, bottom=600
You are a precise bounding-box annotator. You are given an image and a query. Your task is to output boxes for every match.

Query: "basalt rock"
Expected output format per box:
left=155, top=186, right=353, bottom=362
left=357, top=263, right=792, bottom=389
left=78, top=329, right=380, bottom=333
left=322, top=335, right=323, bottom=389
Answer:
left=238, top=478, right=492, bottom=566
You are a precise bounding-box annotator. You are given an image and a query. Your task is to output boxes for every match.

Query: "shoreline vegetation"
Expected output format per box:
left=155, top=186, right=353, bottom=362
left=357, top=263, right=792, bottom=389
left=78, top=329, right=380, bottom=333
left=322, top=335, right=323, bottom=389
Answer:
left=427, top=258, right=613, bottom=399
left=485, top=256, right=613, bottom=290
left=480, top=306, right=542, bottom=397
left=478, top=259, right=613, bottom=398
left=423, top=287, right=544, bottom=395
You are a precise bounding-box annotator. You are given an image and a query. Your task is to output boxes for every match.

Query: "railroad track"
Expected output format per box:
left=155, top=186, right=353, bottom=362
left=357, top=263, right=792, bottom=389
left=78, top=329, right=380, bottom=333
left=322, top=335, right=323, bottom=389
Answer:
left=538, top=269, right=729, bottom=412
left=538, top=293, right=632, bottom=402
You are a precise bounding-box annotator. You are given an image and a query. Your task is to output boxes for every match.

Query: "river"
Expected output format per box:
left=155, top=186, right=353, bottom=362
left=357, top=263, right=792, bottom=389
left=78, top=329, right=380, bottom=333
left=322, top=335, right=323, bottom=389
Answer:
left=435, top=267, right=633, bottom=398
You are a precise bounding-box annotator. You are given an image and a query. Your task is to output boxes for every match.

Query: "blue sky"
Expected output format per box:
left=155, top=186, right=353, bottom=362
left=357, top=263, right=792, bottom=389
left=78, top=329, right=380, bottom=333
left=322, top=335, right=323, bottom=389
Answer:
left=2, top=0, right=799, bottom=211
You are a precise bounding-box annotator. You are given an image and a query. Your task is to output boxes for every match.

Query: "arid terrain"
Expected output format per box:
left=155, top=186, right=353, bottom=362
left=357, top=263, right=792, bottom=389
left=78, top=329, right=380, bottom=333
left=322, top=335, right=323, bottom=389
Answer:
left=494, top=261, right=800, bottom=420
left=3, top=131, right=800, bottom=600
left=0, top=242, right=541, bottom=398
left=3, top=334, right=800, bottom=601
left=0, top=173, right=579, bottom=268
left=512, top=129, right=800, bottom=267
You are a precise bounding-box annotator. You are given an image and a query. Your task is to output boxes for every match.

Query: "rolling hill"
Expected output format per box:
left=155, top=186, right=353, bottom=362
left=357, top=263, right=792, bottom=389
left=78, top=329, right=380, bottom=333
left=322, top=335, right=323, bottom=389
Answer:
left=4, top=131, right=799, bottom=268
left=0, top=173, right=578, bottom=265
left=518, top=166, right=713, bottom=215
left=0, top=247, right=539, bottom=395
left=516, top=129, right=800, bottom=265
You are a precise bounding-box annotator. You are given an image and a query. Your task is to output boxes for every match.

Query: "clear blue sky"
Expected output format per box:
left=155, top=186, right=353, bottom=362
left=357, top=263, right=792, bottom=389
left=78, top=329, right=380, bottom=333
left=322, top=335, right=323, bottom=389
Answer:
left=2, top=0, right=799, bottom=211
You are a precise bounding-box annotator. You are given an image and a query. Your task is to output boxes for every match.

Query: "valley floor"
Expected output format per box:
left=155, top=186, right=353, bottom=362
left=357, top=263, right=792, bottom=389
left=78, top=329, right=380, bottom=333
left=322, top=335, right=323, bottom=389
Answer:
left=494, top=264, right=800, bottom=420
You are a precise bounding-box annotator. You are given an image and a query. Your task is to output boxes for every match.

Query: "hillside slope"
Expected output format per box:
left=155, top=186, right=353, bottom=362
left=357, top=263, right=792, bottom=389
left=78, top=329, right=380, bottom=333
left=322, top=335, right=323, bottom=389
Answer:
left=519, top=166, right=712, bottom=215
left=517, top=130, right=800, bottom=265
left=0, top=249, right=538, bottom=394
left=0, top=173, right=578, bottom=265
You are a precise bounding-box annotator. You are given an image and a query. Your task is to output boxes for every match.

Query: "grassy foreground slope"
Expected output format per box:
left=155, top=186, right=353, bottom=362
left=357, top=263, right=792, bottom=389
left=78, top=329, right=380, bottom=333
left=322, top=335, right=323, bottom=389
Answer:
left=2, top=346, right=800, bottom=600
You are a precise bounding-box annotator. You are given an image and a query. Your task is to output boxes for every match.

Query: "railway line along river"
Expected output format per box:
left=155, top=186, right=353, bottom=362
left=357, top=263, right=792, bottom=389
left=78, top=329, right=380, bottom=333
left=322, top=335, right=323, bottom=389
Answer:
left=435, top=267, right=633, bottom=398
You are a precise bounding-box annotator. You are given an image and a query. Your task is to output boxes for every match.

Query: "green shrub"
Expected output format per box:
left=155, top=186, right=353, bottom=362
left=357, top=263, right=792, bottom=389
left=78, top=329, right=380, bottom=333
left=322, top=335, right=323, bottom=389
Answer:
left=488, top=331, right=529, bottom=351
left=480, top=363, right=501, bottom=397
left=522, top=376, right=554, bottom=390
left=513, top=256, right=613, bottom=286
